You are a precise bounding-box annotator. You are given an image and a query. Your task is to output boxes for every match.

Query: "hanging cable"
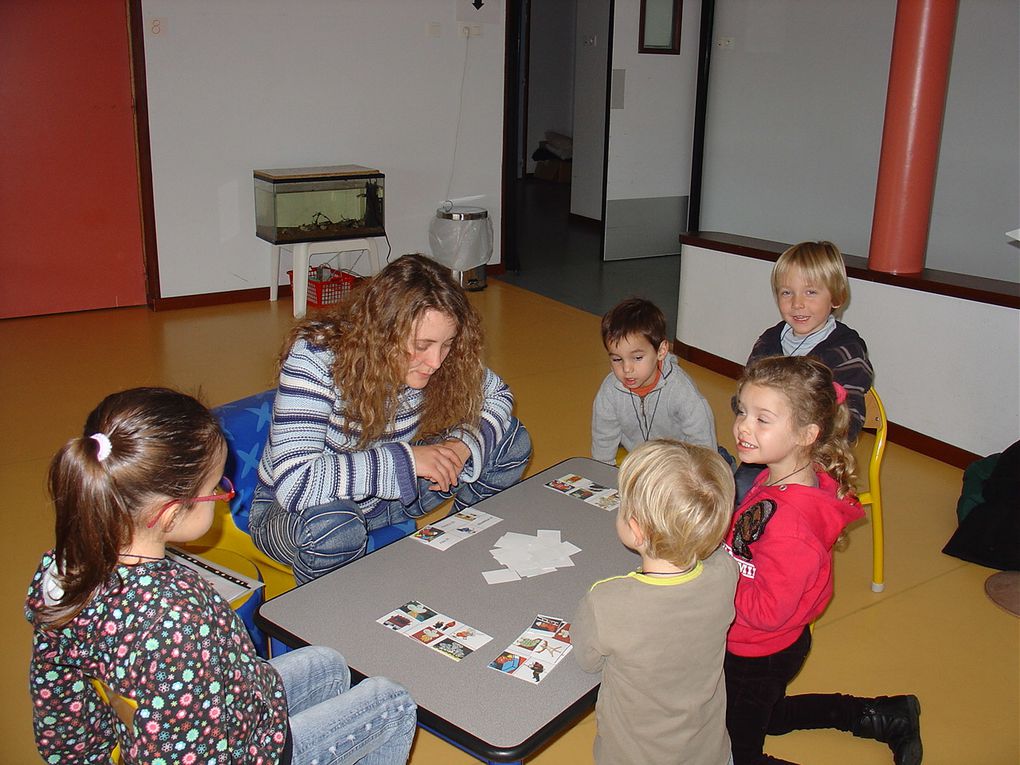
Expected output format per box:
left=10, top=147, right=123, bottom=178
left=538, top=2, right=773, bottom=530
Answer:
left=443, top=34, right=472, bottom=209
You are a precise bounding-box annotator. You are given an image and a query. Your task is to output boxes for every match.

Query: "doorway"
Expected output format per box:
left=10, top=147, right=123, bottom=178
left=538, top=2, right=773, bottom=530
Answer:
left=499, top=0, right=684, bottom=330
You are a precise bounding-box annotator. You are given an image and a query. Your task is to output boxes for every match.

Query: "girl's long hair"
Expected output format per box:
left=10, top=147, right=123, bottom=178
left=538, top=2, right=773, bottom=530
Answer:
left=739, top=356, right=858, bottom=498
left=280, top=254, right=485, bottom=447
left=41, top=388, right=224, bottom=627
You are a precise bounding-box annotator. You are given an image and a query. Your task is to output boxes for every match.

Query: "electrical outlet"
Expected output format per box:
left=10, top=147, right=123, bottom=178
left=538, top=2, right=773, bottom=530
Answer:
left=459, top=23, right=482, bottom=37
left=427, top=21, right=441, bottom=38
left=716, top=36, right=735, bottom=49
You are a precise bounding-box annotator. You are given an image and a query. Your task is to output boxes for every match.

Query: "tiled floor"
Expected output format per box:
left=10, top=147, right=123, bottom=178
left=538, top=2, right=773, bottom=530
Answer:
left=3, top=274, right=1016, bottom=763
left=496, top=178, right=682, bottom=332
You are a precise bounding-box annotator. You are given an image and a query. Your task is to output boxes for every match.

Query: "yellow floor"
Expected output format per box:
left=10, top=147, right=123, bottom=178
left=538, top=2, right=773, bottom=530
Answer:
left=2, top=282, right=1016, bottom=764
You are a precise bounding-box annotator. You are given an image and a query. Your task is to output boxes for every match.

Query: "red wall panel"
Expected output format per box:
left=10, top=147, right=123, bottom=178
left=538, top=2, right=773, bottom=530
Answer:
left=0, top=0, right=146, bottom=318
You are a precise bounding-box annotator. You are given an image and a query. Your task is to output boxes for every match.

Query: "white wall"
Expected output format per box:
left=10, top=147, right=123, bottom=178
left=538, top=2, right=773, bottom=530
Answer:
left=700, top=0, right=1019, bottom=283
left=605, top=0, right=700, bottom=201
left=526, top=0, right=576, bottom=175
left=141, top=0, right=506, bottom=298
left=570, top=0, right=610, bottom=220
left=677, top=245, right=1020, bottom=457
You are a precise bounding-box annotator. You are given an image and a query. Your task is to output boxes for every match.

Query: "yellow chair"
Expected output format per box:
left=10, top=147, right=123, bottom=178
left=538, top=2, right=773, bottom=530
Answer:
left=858, top=387, right=888, bottom=592
left=89, top=677, right=138, bottom=765
left=185, top=501, right=297, bottom=600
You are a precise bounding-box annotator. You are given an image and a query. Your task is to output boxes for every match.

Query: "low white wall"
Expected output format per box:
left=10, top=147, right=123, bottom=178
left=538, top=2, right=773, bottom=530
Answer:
left=677, top=245, right=1020, bottom=457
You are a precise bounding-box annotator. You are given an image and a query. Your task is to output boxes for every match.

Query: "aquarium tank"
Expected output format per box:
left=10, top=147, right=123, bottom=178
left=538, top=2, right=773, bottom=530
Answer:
left=254, top=164, right=384, bottom=244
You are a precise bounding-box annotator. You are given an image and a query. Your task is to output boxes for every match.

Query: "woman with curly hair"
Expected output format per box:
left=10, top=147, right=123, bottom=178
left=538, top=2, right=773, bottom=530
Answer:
left=250, top=254, right=531, bottom=583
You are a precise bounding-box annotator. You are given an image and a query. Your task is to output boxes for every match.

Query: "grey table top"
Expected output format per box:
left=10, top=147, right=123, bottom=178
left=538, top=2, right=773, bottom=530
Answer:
left=257, top=457, right=640, bottom=761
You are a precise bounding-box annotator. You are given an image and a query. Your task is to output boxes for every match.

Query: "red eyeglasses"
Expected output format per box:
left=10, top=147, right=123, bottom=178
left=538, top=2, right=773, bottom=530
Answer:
left=147, top=476, right=236, bottom=529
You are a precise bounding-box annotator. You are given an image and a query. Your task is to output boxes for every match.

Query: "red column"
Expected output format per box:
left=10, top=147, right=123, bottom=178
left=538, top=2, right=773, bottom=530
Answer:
left=868, top=0, right=958, bottom=274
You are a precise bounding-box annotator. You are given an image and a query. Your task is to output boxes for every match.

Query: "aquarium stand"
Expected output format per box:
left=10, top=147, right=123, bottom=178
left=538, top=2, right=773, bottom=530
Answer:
left=270, top=239, right=383, bottom=318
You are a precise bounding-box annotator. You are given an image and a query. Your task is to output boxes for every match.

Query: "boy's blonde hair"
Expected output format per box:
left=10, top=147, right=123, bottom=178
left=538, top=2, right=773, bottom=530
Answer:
left=771, top=241, right=850, bottom=308
left=618, top=440, right=735, bottom=569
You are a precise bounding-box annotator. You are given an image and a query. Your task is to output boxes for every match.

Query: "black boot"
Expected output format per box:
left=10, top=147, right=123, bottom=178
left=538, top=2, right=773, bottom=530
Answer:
left=852, top=695, right=922, bottom=765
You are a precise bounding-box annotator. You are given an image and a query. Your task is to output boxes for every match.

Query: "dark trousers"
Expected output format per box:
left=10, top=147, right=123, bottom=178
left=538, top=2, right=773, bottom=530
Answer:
left=725, top=628, right=862, bottom=764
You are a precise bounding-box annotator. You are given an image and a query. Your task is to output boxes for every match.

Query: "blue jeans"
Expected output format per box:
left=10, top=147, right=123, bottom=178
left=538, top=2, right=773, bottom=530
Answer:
left=252, top=417, right=531, bottom=583
left=271, top=646, right=416, bottom=765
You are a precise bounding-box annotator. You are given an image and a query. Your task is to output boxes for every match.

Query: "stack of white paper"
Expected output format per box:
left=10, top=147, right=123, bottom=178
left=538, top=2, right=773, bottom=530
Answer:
left=482, top=529, right=582, bottom=584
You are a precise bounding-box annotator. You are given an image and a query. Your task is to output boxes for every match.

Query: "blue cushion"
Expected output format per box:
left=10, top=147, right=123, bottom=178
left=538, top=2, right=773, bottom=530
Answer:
left=213, top=389, right=275, bottom=533
left=366, top=519, right=417, bottom=552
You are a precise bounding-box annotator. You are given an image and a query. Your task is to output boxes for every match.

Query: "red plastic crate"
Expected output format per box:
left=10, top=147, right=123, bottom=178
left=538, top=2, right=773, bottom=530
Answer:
left=287, top=266, right=361, bottom=308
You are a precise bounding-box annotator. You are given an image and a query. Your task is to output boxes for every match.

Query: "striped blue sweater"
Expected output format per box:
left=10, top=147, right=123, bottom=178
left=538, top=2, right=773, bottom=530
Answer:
left=257, top=338, right=515, bottom=516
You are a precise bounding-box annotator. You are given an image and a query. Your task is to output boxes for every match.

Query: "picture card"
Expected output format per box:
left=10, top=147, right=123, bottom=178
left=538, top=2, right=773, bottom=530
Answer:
left=544, top=473, right=620, bottom=512
left=411, top=508, right=503, bottom=550
left=488, top=614, right=573, bottom=684
left=377, top=601, right=492, bottom=661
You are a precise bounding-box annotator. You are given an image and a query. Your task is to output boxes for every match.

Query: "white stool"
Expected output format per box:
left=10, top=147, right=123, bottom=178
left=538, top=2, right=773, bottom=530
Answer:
left=269, top=238, right=384, bottom=318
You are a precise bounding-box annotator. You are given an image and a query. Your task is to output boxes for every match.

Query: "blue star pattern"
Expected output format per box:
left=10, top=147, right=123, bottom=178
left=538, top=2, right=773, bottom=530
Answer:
left=214, top=391, right=276, bottom=533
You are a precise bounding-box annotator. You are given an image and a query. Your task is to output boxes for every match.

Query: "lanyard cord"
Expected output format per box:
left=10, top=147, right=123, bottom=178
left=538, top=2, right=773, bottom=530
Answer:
left=629, top=388, right=662, bottom=442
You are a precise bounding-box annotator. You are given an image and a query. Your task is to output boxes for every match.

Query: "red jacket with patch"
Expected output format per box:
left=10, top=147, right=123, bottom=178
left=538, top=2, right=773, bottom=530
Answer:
left=725, top=470, right=863, bottom=657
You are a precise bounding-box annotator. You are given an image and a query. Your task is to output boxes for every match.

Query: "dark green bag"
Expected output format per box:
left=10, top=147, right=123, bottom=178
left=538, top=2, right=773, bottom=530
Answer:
left=943, top=440, right=1020, bottom=571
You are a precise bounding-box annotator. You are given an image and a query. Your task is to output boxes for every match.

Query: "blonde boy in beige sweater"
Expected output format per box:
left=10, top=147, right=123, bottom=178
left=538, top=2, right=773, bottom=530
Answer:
left=573, top=439, right=738, bottom=765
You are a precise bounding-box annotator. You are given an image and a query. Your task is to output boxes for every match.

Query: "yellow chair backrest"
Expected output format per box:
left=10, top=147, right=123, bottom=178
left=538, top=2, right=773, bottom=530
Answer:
left=89, top=677, right=138, bottom=764
left=183, top=500, right=297, bottom=600
left=858, top=387, right=888, bottom=592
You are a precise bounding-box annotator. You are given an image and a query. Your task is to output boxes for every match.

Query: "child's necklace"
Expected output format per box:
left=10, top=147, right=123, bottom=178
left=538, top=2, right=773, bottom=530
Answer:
left=766, top=463, right=812, bottom=487
left=782, top=324, right=826, bottom=356
left=640, top=563, right=696, bottom=576
left=741, top=463, right=815, bottom=509
left=119, top=552, right=165, bottom=562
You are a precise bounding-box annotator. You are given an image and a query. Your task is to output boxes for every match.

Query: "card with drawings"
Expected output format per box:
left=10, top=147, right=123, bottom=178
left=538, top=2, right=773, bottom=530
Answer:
left=411, top=508, right=503, bottom=550
left=488, top=614, right=573, bottom=684
left=377, top=601, right=492, bottom=661
left=543, top=473, right=620, bottom=512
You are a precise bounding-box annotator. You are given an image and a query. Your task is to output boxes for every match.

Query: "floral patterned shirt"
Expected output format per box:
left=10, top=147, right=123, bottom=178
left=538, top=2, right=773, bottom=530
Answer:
left=26, top=551, right=288, bottom=764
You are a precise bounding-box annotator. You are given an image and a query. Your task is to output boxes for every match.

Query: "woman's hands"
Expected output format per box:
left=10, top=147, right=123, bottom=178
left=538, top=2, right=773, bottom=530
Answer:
left=411, top=439, right=471, bottom=492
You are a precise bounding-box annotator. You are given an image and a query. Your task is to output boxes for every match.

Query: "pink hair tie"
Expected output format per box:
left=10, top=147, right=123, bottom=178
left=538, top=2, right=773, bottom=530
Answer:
left=833, top=382, right=848, bottom=405
left=90, top=433, right=113, bottom=462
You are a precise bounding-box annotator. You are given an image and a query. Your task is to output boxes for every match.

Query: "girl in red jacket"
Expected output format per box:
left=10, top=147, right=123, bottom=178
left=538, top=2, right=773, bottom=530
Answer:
left=725, top=356, right=920, bottom=765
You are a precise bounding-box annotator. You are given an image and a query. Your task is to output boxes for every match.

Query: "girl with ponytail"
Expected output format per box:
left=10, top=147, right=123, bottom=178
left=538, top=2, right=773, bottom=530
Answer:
left=724, top=357, right=921, bottom=765
left=27, top=388, right=415, bottom=765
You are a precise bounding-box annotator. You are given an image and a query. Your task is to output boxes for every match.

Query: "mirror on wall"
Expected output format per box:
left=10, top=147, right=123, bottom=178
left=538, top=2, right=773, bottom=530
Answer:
left=639, top=0, right=682, bottom=54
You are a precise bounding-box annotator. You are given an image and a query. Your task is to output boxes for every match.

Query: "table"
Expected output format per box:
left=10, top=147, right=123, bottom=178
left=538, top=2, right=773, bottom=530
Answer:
left=257, top=458, right=639, bottom=763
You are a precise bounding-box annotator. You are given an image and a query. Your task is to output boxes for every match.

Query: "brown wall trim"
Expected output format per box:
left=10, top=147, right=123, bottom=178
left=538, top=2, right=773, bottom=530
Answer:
left=151, top=286, right=292, bottom=312
left=127, top=0, right=161, bottom=308
left=151, top=263, right=506, bottom=310
left=681, top=231, right=1020, bottom=310
left=674, top=340, right=980, bottom=470
left=675, top=342, right=744, bottom=379
left=149, top=265, right=504, bottom=310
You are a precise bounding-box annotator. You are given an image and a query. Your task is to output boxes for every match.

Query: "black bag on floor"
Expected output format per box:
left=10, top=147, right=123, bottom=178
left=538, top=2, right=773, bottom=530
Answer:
left=942, top=440, right=1020, bottom=571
